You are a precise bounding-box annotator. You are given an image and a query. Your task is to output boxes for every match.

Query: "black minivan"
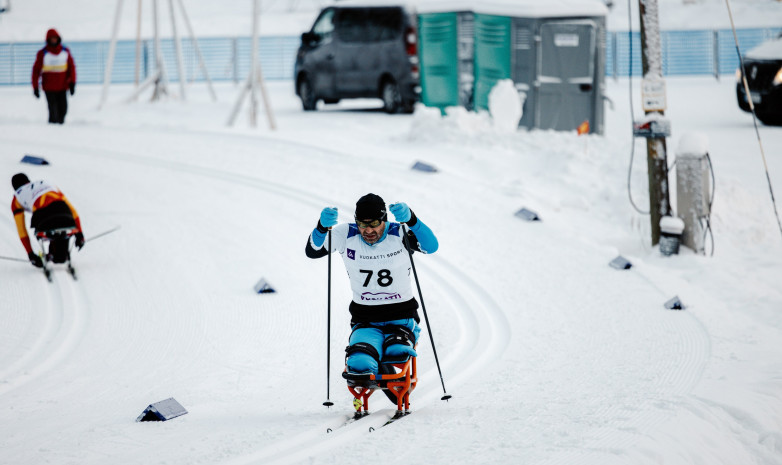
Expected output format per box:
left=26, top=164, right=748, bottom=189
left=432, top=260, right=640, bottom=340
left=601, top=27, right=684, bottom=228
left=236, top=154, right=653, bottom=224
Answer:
left=736, top=32, right=782, bottom=125
left=294, top=5, right=419, bottom=113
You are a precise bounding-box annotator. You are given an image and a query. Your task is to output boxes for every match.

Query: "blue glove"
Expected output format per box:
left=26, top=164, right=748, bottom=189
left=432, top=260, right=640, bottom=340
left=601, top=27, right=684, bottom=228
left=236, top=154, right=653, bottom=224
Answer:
left=320, top=207, right=338, bottom=228
left=389, top=202, right=411, bottom=223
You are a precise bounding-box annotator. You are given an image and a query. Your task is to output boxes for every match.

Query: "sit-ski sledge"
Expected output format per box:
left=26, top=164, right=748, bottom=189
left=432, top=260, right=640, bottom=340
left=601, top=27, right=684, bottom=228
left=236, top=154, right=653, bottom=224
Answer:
left=35, top=227, right=78, bottom=281
left=342, top=351, right=418, bottom=421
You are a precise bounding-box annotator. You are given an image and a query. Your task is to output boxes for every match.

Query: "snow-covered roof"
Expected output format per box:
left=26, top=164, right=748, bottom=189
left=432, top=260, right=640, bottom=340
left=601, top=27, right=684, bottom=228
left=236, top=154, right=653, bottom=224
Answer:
left=332, top=0, right=608, bottom=18
left=745, top=34, right=782, bottom=60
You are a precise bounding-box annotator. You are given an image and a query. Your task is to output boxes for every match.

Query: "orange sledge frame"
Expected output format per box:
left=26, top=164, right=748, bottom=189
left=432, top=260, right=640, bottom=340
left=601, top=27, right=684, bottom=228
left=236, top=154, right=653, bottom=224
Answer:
left=343, top=355, right=417, bottom=417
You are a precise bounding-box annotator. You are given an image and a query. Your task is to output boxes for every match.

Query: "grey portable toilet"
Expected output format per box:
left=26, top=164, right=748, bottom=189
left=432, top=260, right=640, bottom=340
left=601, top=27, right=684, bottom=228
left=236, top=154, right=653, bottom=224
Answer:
left=418, top=0, right=608, bottom=134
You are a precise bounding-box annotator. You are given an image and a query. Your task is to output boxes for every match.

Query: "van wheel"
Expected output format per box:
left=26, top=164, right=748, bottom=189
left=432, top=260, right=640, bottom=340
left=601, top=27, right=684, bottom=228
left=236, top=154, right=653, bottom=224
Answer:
left=381, top=80, right=402, bottom=114
left=299, top=77, right=317, bottom=111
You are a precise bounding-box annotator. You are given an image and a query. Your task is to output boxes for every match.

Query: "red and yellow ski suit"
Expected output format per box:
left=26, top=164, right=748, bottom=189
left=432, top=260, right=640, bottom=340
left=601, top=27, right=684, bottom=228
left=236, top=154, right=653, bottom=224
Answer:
left=12, top=182, right=82, bottom=255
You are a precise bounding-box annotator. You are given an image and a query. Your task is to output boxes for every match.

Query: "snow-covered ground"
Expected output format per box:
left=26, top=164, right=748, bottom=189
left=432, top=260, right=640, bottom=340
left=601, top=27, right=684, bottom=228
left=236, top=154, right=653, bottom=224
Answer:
left=1, top=71, right=782, bottom=465
left=2, top=1, right=782, bottom=464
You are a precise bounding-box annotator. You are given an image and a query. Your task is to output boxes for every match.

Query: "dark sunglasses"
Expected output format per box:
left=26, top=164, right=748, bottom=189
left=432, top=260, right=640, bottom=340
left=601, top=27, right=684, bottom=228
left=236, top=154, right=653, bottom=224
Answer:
left=356, top=219, right=382, bottom=228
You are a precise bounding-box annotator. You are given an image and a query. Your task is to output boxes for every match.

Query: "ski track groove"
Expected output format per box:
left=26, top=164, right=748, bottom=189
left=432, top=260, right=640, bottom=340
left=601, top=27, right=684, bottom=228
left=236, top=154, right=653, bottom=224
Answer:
left=1, top=130, right=710, bottom=464
left=4, top=135, right=512, bottom=464
left=0, top=264, right=89, bottom=397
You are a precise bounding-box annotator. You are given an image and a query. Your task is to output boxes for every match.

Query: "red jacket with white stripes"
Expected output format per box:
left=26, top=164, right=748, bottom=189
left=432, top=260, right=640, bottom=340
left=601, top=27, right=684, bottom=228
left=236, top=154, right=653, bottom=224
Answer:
left=31, top=29, right=76, bottom=92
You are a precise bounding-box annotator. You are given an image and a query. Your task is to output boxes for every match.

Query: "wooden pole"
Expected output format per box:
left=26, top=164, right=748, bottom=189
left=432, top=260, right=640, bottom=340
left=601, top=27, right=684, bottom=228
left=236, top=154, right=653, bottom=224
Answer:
left=167, top=0, right=187, bottom=100
left=135, top=0, right=142, bottom=87
left=151, top=0, right=169, bottom=100
left=249, top=0, right=259, bottom=127
left=99, top=0, right=124, bottom=109
left=175, top=0, right=217, bottom=101
left=638, top=0, right=671, bottom=245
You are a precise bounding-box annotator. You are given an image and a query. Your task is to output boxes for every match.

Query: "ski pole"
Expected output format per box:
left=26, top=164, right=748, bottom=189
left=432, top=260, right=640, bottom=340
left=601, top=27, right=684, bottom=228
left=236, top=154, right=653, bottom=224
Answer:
left=401, top=224, right=452, bottom=401
left=323, top=228, right=334, bottom=408
left=86, top=225, right=121, bottom=243
left=0, top=255, right=29, bottom=263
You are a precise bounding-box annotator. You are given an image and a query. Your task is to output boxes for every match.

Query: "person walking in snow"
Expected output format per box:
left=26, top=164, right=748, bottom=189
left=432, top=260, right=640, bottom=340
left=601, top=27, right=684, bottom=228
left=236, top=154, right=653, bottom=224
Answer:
left=305, top=193, right=438, bottom=376
left=32, top=28, right=77, bottom=124
left=11, top=173, right=85, bottom=268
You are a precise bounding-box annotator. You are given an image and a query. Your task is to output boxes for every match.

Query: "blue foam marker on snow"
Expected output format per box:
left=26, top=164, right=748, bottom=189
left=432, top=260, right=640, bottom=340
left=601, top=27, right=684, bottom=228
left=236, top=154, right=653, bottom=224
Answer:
left=664, top=296, right=684, bottom=310
left=254, top=278, right=276, bottom=294
left=21, top=155, right=49, bottom=165
left=411, top=161, right=437, bottom=173
left=136, top=398, right=188, bottom=422
left=514, top=207, right=540, bottom=221
left=609, top=256, right=632, bottom=270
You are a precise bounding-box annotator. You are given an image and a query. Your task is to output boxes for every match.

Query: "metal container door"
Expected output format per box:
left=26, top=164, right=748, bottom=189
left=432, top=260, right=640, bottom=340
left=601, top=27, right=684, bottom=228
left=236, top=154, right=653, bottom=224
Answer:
left=474, top=14, right=512, bottom=111
left=419, top=13, right=460, bottom=110
left=536, top=20, right=597, bottom=132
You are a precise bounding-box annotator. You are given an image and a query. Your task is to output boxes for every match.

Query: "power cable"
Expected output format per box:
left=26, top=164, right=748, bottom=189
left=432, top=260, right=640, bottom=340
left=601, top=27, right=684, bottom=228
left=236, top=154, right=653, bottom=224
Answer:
left=724, top=0, right=782, bottom=240
left=626, top=0, right=649, bottom=215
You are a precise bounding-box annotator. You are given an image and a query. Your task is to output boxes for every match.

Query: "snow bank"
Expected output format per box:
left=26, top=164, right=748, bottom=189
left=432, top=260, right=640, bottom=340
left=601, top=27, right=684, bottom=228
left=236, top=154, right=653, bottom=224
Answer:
left=676, top=132, right=709, bottom=158
left=488, top=79, right=524, bottom=133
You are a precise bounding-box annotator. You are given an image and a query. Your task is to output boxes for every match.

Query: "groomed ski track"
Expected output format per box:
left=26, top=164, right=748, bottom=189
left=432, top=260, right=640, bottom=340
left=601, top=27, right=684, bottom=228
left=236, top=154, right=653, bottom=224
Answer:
left=1, top=130, right=514, bottom=463
left=0, top=119, right=713, bottom=464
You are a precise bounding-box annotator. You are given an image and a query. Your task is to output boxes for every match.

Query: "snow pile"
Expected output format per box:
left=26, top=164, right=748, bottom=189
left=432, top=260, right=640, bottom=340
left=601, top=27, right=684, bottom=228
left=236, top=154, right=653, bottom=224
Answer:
left=745, top=35, right=782, bottom=60
left=676, top=132, right=709, bottom=158
left=488, top=79, right=524, bottom=133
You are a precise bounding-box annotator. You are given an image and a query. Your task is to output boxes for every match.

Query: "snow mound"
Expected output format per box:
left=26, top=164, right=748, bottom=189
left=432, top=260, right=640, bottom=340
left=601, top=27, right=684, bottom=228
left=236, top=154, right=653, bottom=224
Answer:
left=488, top=79, right=524, bottom=133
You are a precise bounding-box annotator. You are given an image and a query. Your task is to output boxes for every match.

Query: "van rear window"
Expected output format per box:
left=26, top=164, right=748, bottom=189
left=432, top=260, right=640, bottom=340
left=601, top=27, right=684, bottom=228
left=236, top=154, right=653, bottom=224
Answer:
left=367, top=8, right=403, bottom=41
left=336, top=8, right=403, bottom=43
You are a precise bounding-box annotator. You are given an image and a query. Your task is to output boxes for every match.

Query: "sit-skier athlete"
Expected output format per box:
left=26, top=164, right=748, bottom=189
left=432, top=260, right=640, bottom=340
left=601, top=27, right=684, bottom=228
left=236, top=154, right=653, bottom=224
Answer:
left=11, top=173, right=85, bottom=268
left=305, top=193, right=438, bottom=379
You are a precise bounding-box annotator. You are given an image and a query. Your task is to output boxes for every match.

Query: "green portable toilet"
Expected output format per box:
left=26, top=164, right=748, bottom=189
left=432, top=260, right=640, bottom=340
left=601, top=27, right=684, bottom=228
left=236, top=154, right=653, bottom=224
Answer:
left=418, top=9, right=476, bottom=111
left=473, top=14, right=512, bottom=112
left=419, top=13, right=460, bottom=109
left=417, top=0, right=608, bottom=134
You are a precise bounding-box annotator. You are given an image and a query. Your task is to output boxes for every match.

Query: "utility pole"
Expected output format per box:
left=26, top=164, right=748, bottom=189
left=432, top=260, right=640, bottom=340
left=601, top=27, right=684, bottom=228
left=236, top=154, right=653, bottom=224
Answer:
left=638, top=0, right=671, bottom=245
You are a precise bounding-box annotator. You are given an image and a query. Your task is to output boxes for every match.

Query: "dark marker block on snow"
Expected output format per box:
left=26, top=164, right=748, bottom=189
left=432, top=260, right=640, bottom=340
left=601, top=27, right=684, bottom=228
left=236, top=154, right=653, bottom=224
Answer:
left=515, top=207, right=540, bottom=221
left=411, top=161, right=438, bottom=173
left=21, top=155, right=49, bottom=165
left=136, top=398, right=188, bottom=422
left=609, top=256, right=632, bottom=270
left=254, top=278, right=276, bottom=294
left=664, top=296, right=685, bottom=310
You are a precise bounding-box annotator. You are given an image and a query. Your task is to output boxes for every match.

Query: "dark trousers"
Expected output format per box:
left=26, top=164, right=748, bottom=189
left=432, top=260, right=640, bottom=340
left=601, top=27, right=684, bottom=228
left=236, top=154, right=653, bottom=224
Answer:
left=45, top=90, right=68, bottom=124
left=32, top=201, right=77, bottom=264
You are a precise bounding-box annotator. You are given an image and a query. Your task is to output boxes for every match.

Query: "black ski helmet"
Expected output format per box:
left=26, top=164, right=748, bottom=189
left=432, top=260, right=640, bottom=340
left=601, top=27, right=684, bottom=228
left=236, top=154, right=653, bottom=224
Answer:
left=12, top=173, right=30, bottom=190
left=355, top=193, right=387, bottom=221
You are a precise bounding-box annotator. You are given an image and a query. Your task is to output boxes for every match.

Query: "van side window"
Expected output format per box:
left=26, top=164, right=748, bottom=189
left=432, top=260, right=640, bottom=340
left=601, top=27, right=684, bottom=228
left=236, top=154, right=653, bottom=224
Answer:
left=313, top=8, right=335, bottom=41
left=335, top=9, right=366, bottom=43
left=367, top=8, right=402, bottom=42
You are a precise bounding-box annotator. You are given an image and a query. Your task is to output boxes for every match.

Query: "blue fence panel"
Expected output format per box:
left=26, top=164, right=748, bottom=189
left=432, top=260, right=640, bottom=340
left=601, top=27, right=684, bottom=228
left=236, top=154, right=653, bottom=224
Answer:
left=663, top=30, right=713, bottom=76
left=612, top=31, right=643, bottom=78
left=1, top=36, right=301, bottom=86
left=2, top=28, right=781, bottom=86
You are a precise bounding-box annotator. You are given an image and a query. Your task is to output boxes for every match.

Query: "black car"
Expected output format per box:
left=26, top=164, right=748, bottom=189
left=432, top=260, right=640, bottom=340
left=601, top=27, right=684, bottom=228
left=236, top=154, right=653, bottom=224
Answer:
left=294, top=5, right=419, bottom=114
left=736, top=33, right=782, bottom=125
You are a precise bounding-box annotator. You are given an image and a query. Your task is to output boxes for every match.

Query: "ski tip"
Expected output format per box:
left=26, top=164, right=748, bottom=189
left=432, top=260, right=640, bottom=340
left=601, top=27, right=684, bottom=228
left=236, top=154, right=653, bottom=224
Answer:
left=323, top=401, right=334, bottom=408
left=441, top=394, right=452, bottom=402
